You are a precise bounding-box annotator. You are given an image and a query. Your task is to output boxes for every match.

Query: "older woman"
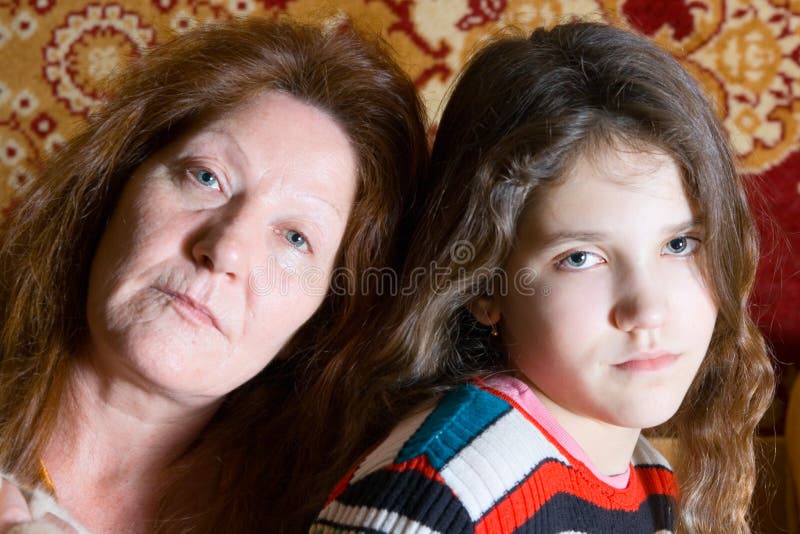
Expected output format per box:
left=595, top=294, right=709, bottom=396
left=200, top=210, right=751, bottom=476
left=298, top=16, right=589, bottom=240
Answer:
left=0, top=17, right=428, bottom=533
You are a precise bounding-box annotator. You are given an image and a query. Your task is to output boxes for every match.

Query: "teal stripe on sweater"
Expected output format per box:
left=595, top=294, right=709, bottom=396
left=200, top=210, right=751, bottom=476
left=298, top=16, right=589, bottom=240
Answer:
left=396, top=384, right=511, bottom=470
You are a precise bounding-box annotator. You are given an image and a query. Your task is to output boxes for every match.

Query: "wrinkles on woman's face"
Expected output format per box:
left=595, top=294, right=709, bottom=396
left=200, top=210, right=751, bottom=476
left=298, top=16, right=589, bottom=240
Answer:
left=85, top=92, right=357, bottom=405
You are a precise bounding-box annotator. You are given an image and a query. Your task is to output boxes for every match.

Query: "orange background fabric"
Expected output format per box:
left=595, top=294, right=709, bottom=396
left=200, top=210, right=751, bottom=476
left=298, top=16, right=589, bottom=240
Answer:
left=0, top=0, right=798, bottom=422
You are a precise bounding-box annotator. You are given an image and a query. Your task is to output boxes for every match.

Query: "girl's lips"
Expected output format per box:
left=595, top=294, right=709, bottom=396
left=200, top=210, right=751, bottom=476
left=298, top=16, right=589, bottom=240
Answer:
left=613, top=352, right=678, bottom=372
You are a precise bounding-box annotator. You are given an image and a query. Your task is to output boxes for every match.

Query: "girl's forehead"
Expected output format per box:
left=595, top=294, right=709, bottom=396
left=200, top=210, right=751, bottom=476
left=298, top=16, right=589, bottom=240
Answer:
left=517, top=147, right=697, bottom=241
left=567, top=147, right=676, bottom=188
left=569, top=138, right=676, bottom=180
left=531, top=141, right=688, bottom=207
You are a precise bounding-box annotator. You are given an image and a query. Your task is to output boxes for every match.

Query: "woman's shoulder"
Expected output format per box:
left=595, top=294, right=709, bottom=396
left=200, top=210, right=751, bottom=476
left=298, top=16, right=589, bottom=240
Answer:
left=0, top=474, right=90, bottom=534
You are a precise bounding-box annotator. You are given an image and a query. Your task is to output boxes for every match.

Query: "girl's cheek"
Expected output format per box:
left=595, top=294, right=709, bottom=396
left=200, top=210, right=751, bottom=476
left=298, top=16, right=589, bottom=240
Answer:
left=543, top=270, right=610, bottom=304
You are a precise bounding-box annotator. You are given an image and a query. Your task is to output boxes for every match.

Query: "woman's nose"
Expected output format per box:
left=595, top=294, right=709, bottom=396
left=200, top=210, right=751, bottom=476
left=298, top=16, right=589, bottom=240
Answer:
left=191, top=200, right=258, bottom=281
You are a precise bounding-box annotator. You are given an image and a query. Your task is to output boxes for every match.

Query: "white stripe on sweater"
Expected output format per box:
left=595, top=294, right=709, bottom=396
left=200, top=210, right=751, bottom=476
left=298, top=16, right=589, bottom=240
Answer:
left=439, top=409, right=569, bottom=521
left=313, top=501, right=443, bottom=534
left=351, top=407, right=433, bottom=484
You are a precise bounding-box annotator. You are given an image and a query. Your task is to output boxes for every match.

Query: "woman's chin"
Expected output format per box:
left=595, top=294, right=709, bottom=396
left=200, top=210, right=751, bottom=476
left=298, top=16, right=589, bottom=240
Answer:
left=87, top=327, right=228, bottom=399
left=85, top=295, right=280, bottom=402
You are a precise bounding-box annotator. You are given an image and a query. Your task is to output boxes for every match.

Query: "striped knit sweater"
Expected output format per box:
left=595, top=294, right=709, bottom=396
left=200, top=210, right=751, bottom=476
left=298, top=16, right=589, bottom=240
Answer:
left=311, top=377, right=678, bottom=533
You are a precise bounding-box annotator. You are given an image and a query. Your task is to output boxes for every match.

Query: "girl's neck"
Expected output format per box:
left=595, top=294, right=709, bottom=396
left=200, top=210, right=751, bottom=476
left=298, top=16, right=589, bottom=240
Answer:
left=513, top=373, right=641, bottom=476
left=41, top=356, right=220, bottom=531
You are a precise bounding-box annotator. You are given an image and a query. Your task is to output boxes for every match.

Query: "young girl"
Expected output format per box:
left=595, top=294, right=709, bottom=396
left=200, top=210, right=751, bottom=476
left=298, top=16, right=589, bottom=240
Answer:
left=311, top=22, right=774, bottom=533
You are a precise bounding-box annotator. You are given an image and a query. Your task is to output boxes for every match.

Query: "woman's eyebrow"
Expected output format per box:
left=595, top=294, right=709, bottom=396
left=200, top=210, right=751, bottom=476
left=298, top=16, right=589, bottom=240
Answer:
left=284, top=191, right=344, bottom=219
left=201, top=127, right=249, bottom=169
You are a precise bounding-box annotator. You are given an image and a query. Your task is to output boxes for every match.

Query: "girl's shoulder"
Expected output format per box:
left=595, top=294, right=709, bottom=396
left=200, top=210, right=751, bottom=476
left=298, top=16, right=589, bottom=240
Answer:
left=341, top=382, right=535, bottom=487
left=313, top=382, right=678, bottom=533
left=311, top=383, right=567, bottom=532
left=632, top=434, right=673, bottom=470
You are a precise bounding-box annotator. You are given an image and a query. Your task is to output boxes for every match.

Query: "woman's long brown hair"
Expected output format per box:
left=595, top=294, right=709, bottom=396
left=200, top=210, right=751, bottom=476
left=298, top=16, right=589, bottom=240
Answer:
left=352, top=22, right=775, bottom=533
left=0, top=17, right=428, bottom=532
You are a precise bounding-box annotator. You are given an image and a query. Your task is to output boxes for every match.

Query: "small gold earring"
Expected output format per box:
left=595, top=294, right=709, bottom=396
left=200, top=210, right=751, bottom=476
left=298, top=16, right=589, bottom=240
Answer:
left=483, top=307, right=499, bottom=337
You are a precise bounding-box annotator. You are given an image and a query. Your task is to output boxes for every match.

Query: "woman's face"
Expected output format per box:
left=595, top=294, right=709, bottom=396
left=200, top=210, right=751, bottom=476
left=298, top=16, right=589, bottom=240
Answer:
left=86, top=92, right=357, bottom=403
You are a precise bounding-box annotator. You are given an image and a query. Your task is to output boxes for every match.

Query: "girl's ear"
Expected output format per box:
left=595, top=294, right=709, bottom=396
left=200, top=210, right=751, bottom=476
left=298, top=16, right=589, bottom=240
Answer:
left=468, top=295, right=502, bottom=327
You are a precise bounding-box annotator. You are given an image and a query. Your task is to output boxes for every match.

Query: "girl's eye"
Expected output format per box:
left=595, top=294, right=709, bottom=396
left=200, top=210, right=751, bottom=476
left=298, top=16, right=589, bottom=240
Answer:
left=663, top=236, right=700, bottom=256
left=284, top=229, right=309, bottom=252
left=189, top=168, right=221, bottom=191
left=557, top=250, right=604, bottom=270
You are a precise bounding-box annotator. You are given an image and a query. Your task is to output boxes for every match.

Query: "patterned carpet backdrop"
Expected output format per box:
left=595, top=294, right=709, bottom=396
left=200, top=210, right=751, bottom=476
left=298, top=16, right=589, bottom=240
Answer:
left=0, top=0, right=798, bottom=418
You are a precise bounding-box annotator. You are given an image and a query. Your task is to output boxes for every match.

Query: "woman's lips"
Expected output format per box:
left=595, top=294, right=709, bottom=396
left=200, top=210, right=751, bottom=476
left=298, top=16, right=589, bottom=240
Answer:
left=613, top=352, right=678, bottom=372
left=159, top=288, right=220, bottom=331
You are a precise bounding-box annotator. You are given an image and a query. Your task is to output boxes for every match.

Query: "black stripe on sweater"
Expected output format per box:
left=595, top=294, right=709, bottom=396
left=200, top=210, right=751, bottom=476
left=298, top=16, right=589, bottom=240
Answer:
left=336, top=468, right=473, bottom=532
left=514, top=492, right=676, bottom=533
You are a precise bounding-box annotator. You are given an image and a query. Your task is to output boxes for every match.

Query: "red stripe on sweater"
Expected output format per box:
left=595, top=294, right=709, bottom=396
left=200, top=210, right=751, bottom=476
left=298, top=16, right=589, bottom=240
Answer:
left=386, top=456, right=446, bottom=484
left=474, top=460, right=676, bottom=533
left=326, top=463, right=359, bottom=505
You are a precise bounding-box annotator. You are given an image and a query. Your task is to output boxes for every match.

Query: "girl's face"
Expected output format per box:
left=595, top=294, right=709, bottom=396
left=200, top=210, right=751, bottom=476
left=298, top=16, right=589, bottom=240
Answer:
left=483, top=144, right=717, bottom=433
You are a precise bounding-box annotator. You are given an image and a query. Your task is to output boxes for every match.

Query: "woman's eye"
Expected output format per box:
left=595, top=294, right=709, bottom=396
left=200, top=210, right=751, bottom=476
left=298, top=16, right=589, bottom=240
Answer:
left=557, top=250, right=603, bottom=270
left=284, top=229, right=309, bottom=252
left=189, top=168, right=221, bottom=191
left=663, top=236, right=700, bottom=256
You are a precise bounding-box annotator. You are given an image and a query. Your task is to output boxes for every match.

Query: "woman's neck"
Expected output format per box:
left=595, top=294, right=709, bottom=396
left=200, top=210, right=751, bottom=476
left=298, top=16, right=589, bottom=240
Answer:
left=42, top=357, right=221, bottom=532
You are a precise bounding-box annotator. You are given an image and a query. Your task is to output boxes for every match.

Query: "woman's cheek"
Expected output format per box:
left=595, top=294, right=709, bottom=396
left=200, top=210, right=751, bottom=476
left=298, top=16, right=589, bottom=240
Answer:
left=248, top=250, right=328, bottom=300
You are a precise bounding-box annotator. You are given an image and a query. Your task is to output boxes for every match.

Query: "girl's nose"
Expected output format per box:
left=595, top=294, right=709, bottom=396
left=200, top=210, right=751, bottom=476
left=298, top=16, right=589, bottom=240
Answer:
left=612, top=276, right=667, bottom=333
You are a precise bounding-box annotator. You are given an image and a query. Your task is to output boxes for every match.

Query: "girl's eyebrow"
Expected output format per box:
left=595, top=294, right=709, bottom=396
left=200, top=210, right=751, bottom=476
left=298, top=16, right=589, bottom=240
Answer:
left=538, top=231, right=605, bottom=249
left=665, top=217, right=705, bottom=234
left=538, top=217, right=704, bottom=249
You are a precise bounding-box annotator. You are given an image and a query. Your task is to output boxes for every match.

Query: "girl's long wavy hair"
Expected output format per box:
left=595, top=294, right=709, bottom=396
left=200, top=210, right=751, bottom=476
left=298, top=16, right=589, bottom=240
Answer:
left=0, top=17, right=428, bottom=532
left=365, top=22, right=774, bottom=533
